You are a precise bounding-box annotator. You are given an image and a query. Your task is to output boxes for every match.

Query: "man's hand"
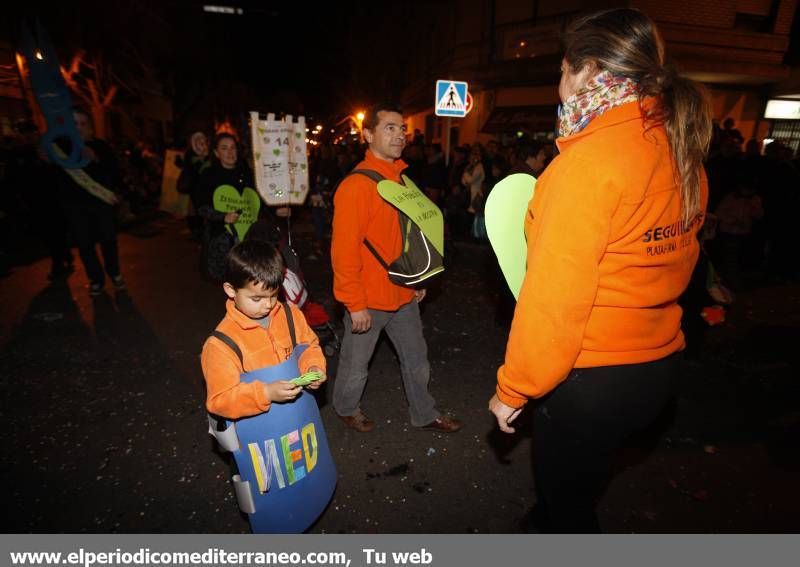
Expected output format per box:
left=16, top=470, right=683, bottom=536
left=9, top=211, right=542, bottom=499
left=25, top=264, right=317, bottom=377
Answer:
left=264, top=380, right=301, bottom=403
left=304, top=366, right=327, bottom=390
left=224, top=212, right=240, bottom=224
left=488, top=393, right=523, bottom=434
left=350, top=309, right=372, bottom=333
left=415, top=289, right=427, bottom=303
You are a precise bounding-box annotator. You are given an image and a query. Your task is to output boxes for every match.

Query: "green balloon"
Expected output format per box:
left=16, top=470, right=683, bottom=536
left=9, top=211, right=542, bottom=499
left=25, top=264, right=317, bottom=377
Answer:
left=376, top=175, right=444, bottom=256
left=213, top=184, right=262, bottom=241
left=485, top=173, right=536, bottom=300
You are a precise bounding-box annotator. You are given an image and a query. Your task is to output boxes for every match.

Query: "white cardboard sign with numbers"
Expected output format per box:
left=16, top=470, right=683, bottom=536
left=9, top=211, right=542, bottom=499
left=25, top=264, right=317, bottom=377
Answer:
left=250, top=112, right=309, bottom=206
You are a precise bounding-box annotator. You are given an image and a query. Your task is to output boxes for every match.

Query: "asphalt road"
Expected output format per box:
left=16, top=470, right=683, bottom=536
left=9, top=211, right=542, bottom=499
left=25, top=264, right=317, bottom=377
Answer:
left=1, top=216, right=798, bottom=533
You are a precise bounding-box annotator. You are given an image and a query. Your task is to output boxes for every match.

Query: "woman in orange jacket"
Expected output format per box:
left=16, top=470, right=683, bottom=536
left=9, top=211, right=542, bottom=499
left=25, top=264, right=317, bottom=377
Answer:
left=488, top=8, right=712, bottom=532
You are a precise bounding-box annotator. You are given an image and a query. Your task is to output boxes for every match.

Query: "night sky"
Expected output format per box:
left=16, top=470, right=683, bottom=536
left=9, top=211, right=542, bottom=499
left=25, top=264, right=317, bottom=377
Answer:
left=7, top=0, right=413, bottom=129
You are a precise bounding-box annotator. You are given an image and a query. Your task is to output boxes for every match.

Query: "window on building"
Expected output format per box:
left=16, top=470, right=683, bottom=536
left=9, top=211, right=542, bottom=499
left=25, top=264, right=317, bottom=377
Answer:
left=769, top=120, right=800, bottom=157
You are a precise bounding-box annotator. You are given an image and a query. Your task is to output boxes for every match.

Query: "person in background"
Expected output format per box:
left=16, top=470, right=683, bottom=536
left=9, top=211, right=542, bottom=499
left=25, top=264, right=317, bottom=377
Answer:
left=507, top=141, right=548, bottom=178
left=713, top=164, right=764, bottom=290
left=176, top=131, right=211, bottom=241
left=196, top=133, right=256, bottom=280
left=421, top=143, right=447, bottom=206
left=489, top=8, right=712, bottom=532
left=57, top=108, right=126, bottom=296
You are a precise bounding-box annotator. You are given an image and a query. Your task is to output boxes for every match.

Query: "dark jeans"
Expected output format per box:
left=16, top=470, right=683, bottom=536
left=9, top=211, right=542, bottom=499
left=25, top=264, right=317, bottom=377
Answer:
left=531, top=353, right=679, bottom=533
left=66, top=203, right=120, bottom=285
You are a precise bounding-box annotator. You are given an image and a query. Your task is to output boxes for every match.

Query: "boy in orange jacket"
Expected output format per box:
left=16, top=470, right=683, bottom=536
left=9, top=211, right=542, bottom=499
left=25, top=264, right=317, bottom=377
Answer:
left=201, top=240, right=326, bottom=419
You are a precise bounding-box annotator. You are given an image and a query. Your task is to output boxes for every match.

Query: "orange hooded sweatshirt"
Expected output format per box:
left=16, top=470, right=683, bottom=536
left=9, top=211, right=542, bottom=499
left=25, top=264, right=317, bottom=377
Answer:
left=496, top=100, right=708, bottom=408
left=331, top=149, right=416, bottom=312
left=201, top=300, right=326, bottom=419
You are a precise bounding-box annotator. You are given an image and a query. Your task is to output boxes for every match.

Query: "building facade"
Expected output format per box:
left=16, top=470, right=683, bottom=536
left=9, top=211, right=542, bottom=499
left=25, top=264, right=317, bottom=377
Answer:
left=400, top=0, right=799, bottom=151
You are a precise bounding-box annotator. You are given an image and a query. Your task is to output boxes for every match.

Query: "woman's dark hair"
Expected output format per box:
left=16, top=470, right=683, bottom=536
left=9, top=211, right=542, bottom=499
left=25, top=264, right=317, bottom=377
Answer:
left=224, top=240, right=285, bottom=290
left=563, top=8, right=712, bottom=223
left=213, top=132, right=237, bottom=150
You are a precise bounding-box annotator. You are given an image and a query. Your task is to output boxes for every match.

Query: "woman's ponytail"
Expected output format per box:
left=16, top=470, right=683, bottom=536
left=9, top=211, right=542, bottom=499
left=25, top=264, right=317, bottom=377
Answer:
left=563, top=8, right=713, bottom=224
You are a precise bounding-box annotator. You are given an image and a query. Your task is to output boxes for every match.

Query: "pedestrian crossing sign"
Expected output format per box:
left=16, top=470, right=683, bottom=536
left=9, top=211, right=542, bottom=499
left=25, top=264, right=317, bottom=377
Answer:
left=435, top=80, right=469, bottom=117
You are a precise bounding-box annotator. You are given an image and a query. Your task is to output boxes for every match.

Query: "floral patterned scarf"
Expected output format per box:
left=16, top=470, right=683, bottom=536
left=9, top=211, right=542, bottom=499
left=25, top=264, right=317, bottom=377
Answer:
left=557, top=71, right=639, bottom=138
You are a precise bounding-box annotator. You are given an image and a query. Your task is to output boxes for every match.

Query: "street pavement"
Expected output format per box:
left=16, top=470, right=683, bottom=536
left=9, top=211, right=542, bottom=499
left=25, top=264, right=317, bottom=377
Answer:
left=1, top=215, right=798, bottom=533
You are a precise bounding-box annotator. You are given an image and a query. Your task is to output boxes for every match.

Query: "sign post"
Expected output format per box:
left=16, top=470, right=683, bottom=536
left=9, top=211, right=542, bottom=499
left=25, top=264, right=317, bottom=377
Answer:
left=435, top=79, right=469, bottom=170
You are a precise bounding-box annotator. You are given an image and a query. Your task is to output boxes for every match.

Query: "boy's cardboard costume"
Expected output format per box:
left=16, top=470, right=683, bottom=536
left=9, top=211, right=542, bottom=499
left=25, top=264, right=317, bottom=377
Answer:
left=207, top=304, right=336, bottom=533
left=484, top=173, right=536, bottom=299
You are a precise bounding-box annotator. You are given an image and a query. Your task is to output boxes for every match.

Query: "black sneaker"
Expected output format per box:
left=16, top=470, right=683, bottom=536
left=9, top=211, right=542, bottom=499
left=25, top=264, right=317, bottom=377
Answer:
left=89, top=282, right=104, bottom=296
left=111, top=275, right=126, bottom=291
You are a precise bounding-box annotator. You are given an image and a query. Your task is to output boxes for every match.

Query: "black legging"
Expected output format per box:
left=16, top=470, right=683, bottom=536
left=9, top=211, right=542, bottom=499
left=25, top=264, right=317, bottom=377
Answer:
left=531, top=353, right=679, bottom=533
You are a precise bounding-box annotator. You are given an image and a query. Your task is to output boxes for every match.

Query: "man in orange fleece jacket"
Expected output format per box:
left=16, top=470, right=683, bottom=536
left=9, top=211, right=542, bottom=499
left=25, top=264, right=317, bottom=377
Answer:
left=330, top=103, right=461, bottom=433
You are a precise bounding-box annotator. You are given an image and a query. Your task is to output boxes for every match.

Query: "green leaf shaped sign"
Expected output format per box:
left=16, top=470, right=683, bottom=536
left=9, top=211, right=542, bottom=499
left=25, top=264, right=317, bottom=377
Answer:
left=485, top=173, right=536, bottom=300
left=376, top=175, right=444, bottom=256
left=212, top=184, right=262, bottom=242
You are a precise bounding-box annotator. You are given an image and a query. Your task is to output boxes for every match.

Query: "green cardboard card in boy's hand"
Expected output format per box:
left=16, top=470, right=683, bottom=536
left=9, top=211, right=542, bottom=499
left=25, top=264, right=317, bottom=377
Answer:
left=290, top=370, right=323, bottom=387
left=213, top=184, right=261, bottom=241
left=485, top=173, right=536, bottom=300
left=376, top=175, right=444, bottom=256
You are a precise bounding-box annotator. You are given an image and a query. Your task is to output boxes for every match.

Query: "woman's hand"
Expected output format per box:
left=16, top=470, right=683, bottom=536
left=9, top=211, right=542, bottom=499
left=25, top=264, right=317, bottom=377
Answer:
left=488, top=394, right=523, bottom=434
left=224, top=212, right=240, bottom=224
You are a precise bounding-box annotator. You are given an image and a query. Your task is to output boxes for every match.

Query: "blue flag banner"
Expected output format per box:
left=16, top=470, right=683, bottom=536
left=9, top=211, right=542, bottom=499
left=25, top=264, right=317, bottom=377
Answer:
left=209, top=344, right=337, bottom=533
left=19, top=21, right=89, bottom=169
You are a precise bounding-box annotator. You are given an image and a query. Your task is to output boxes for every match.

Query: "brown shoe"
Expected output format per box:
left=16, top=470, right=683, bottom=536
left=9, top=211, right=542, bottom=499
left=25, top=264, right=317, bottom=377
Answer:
left=420, top=415, right=463, bottom=433
left=338, top=410, right=375, bottom=433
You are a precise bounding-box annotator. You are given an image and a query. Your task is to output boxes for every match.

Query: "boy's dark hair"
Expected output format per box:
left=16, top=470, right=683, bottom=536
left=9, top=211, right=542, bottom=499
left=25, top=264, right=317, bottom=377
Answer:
left=362, top=102, right=403, bottom=132
left=225, top=240, right=285, bottom=290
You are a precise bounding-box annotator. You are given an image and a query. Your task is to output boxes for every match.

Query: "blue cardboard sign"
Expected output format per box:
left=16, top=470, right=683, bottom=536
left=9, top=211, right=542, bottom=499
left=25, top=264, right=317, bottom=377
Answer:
left=210, top=344, right=337, bottom=533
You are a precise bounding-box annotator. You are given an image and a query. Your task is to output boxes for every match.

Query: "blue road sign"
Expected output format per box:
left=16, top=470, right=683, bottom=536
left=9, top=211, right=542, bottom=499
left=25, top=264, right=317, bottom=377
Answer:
left=435, top=80, right=469, bottom=118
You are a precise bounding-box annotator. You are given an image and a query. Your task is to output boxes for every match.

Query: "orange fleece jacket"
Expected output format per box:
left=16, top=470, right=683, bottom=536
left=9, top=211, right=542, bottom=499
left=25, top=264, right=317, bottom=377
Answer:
left=201, top=300, right=326, bottom=419
left=331, top=149, right=416, bottom=312
left=497, top=100, right=708, bottom=408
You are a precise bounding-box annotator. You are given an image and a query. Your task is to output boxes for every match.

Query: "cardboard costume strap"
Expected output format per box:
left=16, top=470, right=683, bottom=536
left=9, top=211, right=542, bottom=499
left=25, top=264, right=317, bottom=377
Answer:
left=207, top=303, right=336, bottom=533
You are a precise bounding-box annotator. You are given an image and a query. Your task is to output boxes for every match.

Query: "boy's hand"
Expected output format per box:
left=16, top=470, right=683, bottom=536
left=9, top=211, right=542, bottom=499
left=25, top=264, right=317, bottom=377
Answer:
left=304, top=366, right=327, bottom=390
left=264, top=380, right=301, bottom=403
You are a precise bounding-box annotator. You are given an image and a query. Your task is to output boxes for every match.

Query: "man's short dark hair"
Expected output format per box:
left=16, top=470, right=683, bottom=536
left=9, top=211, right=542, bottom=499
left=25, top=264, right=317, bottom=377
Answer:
left=225, top=240, right=285, bottom=290
left=362, top=102, right=403, bottom=132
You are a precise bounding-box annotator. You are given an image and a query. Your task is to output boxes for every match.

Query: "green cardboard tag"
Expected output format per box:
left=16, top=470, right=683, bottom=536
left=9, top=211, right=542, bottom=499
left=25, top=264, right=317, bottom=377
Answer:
left=212, top=184, right=261, bottom=241
left=290, top=371, right=323, bottom=386
left=376, top=175, right=444, bottom=256
left=485, top=173, right=536, bottom=300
